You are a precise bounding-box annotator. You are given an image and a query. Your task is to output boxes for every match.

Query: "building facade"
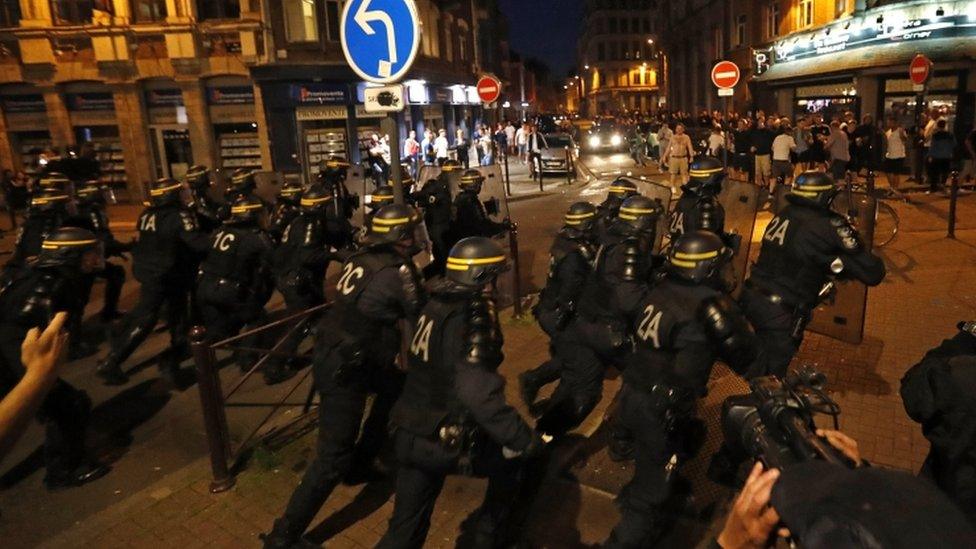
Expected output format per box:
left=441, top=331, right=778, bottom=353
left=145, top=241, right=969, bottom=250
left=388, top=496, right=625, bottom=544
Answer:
left=0, top=0, right=520, bottom=199
left=575, top=0, right=663, bottom=116
left=658, top=0, right=976, bottom=140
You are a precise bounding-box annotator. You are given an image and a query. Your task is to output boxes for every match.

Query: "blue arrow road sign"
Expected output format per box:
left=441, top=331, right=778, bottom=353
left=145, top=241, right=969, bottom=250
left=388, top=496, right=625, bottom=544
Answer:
left=341, top=0, right=421, bottom=84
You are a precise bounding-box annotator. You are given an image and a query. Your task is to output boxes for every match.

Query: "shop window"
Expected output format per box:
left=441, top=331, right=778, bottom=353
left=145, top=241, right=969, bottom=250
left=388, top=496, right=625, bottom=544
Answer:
left=284, top=0, right=319, bottom=43
left=132, top=0, right=166, bottom=22
left=325, top=0, right=341, bottom=42
left=51, top=0, right=109, bottom=25
left=0, top=0, right=21, bottom=27
left=196, top=0, right=239, bottom=21
left=797, top=0, right=813, bottom=28
left=764, top=2, right=779, bottom=39
left=734, top=14, right=747, bottom=46
left=597, top=42, right=606, bottom=61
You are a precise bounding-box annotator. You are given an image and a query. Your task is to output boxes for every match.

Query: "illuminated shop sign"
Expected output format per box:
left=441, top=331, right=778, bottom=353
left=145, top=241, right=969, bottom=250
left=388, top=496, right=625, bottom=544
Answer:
left=290, top=84, right=349, bottom=105
left=767, top=2, right=976, bottom=64
left=208, top=86, right=255, bottom=105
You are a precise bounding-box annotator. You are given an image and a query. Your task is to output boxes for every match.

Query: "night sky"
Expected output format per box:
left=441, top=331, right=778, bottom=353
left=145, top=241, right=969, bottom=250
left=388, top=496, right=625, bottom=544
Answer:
left=498, top=0, right=584, bottom=77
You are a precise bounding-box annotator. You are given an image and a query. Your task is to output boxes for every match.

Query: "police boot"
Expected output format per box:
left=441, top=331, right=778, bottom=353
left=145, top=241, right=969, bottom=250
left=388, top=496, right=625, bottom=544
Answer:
left=95, top=358, right=129, bottom=386
left=95, top=324, right=151, bottom=385
left=44, top=460, right=111, bottom=491
left=263, top=363, right=298, bottom=386
left=260, top=520, right=319, bottom=549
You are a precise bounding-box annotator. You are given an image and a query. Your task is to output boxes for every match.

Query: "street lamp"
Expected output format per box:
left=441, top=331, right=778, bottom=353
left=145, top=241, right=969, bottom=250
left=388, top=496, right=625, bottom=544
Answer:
left=584, top=64, right=590, bottom=70
left=647, top=38, right=654, bottom=44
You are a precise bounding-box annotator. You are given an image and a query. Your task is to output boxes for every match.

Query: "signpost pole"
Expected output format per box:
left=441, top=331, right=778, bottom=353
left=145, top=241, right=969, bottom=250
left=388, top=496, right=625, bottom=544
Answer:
left=382, top=114, right=404, bottom=204
left=723, top=95, right=730, bottom=169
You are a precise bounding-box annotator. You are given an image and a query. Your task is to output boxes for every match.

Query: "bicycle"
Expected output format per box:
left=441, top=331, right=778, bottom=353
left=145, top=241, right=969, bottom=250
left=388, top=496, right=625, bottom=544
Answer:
left=841, top=171, right=901, bottom=248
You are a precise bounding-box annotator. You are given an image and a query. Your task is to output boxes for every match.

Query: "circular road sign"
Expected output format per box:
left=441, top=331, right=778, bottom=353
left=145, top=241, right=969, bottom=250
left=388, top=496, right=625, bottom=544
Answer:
left=909, top=53, right=932, bottom=86
left=477, top=75, right=502, bottom=104
left=711, top=61, right=741, bottom=89
left=340, top=0, right=422, bottom=84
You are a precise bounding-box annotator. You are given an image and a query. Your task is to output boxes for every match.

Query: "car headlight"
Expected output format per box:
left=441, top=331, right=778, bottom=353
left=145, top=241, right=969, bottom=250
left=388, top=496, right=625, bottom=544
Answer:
left=588, top=136, right=601, bottom=148
left=610, top=134, right=622, bottom=146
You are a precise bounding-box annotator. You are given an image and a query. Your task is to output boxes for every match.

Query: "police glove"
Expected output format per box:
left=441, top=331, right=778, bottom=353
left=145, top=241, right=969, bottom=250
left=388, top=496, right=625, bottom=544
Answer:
left=502, top=432, right=547, bottom=460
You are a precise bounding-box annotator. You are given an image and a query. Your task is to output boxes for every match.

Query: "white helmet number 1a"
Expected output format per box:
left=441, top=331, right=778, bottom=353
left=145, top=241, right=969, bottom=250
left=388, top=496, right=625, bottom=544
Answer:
left=337, top=263, right=365, bottom=295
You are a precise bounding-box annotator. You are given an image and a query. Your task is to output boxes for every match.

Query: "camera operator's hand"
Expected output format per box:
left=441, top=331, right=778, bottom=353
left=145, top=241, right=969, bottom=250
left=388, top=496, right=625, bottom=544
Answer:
left=717, top=462, right=784, bottom=549
left=21, top=312, right=70, bottom=381
left=816, top=429, right=863, bottom=466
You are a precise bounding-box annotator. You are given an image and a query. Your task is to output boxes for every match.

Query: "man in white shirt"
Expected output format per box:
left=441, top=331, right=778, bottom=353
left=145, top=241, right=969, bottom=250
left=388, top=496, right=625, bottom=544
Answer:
left=505, top=122, right=517, bottom=155
left=771, top=127, right=797, bottom=195
left=515, top=124, right=528, bottom=163
left=434, top=129, right=450, bottom=165
left=526, top=125, right=543, bottom=177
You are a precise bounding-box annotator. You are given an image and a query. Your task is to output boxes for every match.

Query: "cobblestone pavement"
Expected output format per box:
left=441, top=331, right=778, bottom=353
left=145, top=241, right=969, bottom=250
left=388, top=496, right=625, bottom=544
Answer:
left=4, top=168, right=976, bottom=548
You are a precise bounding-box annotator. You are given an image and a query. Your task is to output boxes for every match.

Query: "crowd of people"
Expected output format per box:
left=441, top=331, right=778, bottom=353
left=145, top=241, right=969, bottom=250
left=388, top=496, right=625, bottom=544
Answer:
left=1, top=135, right=976, bottom=548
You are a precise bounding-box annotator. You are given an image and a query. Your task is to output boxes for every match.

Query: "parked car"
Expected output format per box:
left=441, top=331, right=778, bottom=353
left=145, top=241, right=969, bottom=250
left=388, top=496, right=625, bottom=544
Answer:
left=539, top=133, right=579, bottom=174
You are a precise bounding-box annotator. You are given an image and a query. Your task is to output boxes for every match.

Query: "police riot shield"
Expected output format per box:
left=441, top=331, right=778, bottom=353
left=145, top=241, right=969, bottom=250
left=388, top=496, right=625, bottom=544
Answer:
left=806, top=191, right=877, bottom=344
left=717, top=179, right=761, bottom=296
left=343, top=163, right=371, bottom=231
left=621, top=177, right=672, bottom=253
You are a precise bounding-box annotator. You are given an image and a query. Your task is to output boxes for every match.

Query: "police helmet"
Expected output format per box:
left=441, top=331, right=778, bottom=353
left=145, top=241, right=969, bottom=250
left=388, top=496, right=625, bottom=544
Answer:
left=149, top=177, right=184, bottom=206
left=228, top=169, right=256, bottom=195
left=441, top=159, right=462, bottom=172
left=75, top=180, right=106, bottom=206
left=30, top=187, right=73, bottom=213
left=35, top=226, right=101, bottom=270
left=791, top=171, right=839, bottom=208
left=459, top=169, right=485, bottom=192
left=185, top=165, right=210, bottom=191
left=371, top=185, right=396, bottom=206
left=617, top=195, right=662, bottom=232
left=685, top=156, right=726, bottom=196
left=299, top=185, right=334, bottom=215
left=368, top=203, right=421, bottom=246
left=277, top=178, right=304, bottom=205
left=319, top=156, right=351, bottom=180
left=446, top=237, right=508, bottom=288
left=563, top=202, right=598, bottom=234
left=396, top=171, right=415, bottom=188
left=38, top=172, right=72, bottom=193
left=607, top=178, right=639, bottom=199
left=667, top=231, right=730, bottom=284
left=226, top=194, right=265, bottom=225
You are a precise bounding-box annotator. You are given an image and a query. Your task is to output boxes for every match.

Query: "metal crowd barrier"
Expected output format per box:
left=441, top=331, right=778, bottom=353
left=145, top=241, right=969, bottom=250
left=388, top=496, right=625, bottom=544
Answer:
left=191, top=303, right=330, bottom=492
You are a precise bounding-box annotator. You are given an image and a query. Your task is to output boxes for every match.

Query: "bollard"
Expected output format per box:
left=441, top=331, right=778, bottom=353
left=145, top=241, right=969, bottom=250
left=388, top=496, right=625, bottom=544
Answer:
left=565, top=146, right=572, bottom=186
left=536, top=156, right=544, bottom=192
left=866, top=169, right=876, bottom=195
left=191, top=326, right=236, bottom=493
left=504, top=151, right=511, bottom=197
left=508, top=222, right=523, bottom=319
left=948, top=171, right=960, bottom=239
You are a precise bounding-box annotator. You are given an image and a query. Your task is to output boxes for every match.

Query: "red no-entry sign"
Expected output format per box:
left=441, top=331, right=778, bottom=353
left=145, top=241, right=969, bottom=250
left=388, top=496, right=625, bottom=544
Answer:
left=477, top=75, right=502, bottom=104
left=909, top=54, right=932, bottom=86
left=711, top=61, right=740, bottom=89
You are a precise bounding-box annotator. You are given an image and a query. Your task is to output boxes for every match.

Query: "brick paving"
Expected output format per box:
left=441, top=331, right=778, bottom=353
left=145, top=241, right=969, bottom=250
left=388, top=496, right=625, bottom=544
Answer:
left=6, top=182, right=976, bottom=548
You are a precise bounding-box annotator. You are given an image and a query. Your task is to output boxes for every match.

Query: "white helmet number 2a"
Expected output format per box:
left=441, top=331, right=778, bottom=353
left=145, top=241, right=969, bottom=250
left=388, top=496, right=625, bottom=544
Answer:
left=337, top=263, right=366, bottom=295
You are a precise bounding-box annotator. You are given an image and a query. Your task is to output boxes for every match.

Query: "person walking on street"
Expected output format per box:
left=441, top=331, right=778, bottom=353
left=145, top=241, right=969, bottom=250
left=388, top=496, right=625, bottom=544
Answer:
left=454, top=129, right=470, bottom=170
left=826, top=120, right=851, bottom=182
left=434, top=129, right=450, bottom=166
left=771, top=125, right=797, bottom=198
left=657, top=123, right=673, bottom=173
left=505, top=121, right=517, bottom=156
left=884, top=118, right=909, bottom=191
left=927, top=119, right=957, bottom=194
left=750, top=119, right=775, bottom=189
left=662, top=124, right=694, bottom=194
left=404, top=130, right=420, bottom=179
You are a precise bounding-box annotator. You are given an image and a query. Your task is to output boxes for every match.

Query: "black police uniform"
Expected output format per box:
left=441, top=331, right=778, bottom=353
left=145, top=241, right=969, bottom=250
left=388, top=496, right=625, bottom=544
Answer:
left=0, top=250, right=106, bottom=487
left=669, top=190, right=726, bottom=240
left=196, top=223, right=274, bottom=345
left=451, top=188, right=507, bottom=242
left=522, top=226, right=597, bottom=405
left=740, top=194, right=885, bottom=377
left=411, top=177, right=452, bottom=277
left=377, top=281, right=536, bottom=549
left=97, top=199, right=210, bottom=383
left=606, top=277, right=758, bottom=548
left=901, top=326, right=976, bottom=523
left=9, top=199, right=67, bottom=268
left=73, top=189, right=127, bottom=320
left=187, top=178, right=223, bottom=234
left=266, top=242, right=423, bottom=546
left=536, top=220, right=653, bottom=436
left=320, top=174, right=357, bottom=249
left=268, top=198, right=301, bottom=244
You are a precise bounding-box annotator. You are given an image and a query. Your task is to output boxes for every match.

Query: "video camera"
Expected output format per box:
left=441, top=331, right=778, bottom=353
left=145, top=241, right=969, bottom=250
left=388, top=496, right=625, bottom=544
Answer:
left=719, top=366, right=852, bottom=470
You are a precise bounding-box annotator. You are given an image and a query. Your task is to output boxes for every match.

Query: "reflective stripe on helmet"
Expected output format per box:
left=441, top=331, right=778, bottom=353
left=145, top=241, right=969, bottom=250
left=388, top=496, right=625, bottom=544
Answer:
left=446, top=255, right=506, bottom=269
left=673, top=250, right=720, bottom=260
left=619, top=206, right=657, bottom=215
left=372, top=216, right=412, bottom=225
left=609, top=186, right=634, bottom=194
left=279, top=187, right=302, bottom=195
left=301, top=196, right=333, bottom=206
left=150, top=183, right=182, bottom=196
left=690, top=167, right=723, bottom=177
left=669, top=258, right=697, bottom=268
left=326, top=160, right=350, bottom=168
left=230, top=204, right=264, bottom=214
left=41, top=238, right=98, bottom=249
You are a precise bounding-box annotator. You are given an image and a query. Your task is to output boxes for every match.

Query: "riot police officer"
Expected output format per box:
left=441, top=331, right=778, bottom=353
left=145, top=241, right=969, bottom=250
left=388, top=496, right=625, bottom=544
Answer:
left=8, top=175, right=73, bottom=268
left=268, top=178, right=303, bottom=243
left=197, top=195, right=281, bottom=382
left=410, top=167, right=454, bottom=278
left=669, top=156, right=729, bottom=242
left=264, top=203, right=425, bottom=548
left=376, top=236, right=544, bottom=549
left=452, top=169, right=509, bottom=242
left=318, top=156, right=358, bottom=249
left=740, top=171, right=885, bottom=377
left=219, top=169, right=259, bottom=221
left=367, top=184, right=396, bottom=220
left=74, top=180, right=128, bottom=322
left=96, top=178, right=211, bottom=385
left=605, top=231, right=760, bottom=548
left=0, top=227, right=110, bottom=488
left=185, top=165, right=223, bottom=233
left=595, top=178, right=639, bottom=243
left=536, top=195, right=663, bottom=436
left=519, top=202, right=599, bottom=410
